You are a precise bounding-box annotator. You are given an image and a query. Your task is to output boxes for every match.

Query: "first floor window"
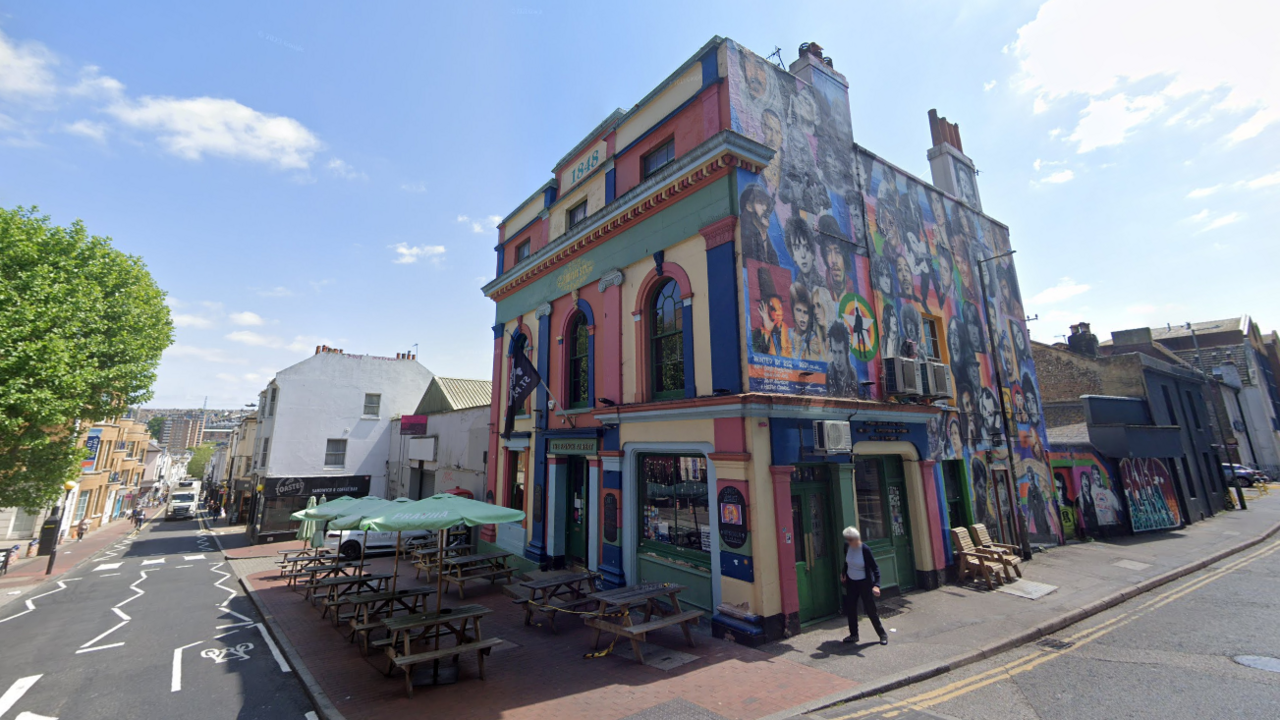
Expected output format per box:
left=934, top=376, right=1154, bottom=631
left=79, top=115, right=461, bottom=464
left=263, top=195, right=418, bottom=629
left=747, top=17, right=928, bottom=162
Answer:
left=363, top=393, right=381, bottom=417
left=639, top=454, right=709, bottom=558
left=324, top=438, right=346, bottom=467
left=921, top=315, right=942, bottom=360
left=568, top=200, right=588, bottom=229
left=515, top=240, right=531, bottom=262
left=650, top=279, right=685, bottom=399
left=643, top=138, right=675, bottom=178
left=568, top=313, right=590, bottom=408
left=259, top=438, right=270, bottom=468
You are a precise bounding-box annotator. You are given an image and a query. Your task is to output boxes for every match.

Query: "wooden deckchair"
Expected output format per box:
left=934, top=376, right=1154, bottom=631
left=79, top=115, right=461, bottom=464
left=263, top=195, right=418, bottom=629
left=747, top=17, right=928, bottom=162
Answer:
left=968, top=524, right=1023, bottom=581
left=950, top=528, right=1006, bottom=590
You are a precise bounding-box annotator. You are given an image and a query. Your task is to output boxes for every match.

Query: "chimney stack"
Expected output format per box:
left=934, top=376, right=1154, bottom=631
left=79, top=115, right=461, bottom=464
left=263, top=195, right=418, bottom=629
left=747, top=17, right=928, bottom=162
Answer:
left=926, top=109, right=982, bottom=212
left=788, top=41, right=848, bottom=89
left=1066, top=322, right=1100, bottom=357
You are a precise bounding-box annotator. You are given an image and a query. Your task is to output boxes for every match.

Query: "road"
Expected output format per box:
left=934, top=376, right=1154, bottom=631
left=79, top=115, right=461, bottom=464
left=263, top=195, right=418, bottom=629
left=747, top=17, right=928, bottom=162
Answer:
left=0, top=510, right=316, bottom=720
left=804, top=536, right=1280, bottom=720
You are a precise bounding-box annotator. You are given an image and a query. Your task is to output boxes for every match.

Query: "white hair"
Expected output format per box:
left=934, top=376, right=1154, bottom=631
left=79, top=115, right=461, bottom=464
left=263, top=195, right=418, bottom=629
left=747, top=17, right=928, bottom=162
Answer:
left=842, top=526, right=860, bottom=541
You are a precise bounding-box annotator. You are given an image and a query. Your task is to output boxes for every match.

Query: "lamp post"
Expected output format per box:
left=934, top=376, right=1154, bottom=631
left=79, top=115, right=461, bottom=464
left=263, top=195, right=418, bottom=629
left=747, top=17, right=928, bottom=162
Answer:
left=977, top=250, right=1033, bottom=561
left=38, top=480, right=80, bottom=575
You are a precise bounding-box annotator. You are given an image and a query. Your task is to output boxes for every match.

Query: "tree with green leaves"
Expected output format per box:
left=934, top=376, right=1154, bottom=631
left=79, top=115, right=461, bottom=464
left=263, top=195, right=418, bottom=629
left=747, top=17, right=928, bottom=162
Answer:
left=147, top=416, right=166, bottom=441
left=0, top=207, right=173, bottom=511
left=186, top=442, right=217, bottom=479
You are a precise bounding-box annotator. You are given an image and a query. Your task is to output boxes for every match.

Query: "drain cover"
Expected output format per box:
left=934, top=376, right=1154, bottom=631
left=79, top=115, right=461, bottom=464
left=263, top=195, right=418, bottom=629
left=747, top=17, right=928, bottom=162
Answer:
left=1234, top=655, right=1280, bottom=673
left=1037, top=638, right=1074, bottom=651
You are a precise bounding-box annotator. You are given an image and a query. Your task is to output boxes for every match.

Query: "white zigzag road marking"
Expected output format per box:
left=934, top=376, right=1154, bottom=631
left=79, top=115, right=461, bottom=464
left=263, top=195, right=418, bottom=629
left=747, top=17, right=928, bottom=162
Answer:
left=0, top=579, right=80, bottom=624
left=210, top=562, right=238, bottom=607
left=216, top=608, right=255, bottom=629
left=114, top=569, right=154, bottom=608
left=77, top=606, right=132, bottom=653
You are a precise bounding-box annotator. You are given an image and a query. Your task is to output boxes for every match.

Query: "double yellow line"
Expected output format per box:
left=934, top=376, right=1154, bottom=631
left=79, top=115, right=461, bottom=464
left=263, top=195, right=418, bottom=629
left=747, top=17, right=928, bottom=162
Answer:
left=831, top=538, right=1280, bottom=719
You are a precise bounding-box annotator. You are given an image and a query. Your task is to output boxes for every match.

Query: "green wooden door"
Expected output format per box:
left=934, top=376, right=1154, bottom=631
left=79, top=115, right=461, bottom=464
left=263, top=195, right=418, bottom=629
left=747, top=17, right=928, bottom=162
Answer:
left=855, top=456, right=916, bottom=592
left=566, top=458, right=589, bottom=566
left=792, top=473, right=840, bottom=623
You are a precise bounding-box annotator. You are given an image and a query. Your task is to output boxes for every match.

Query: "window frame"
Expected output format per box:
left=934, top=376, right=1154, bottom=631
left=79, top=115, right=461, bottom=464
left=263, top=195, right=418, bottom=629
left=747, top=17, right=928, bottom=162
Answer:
left=324, top=438, right=347, bottom=468
left=515, top=239, right=531, bottom=262
left=567, top=200, right=588, bottom=229
left=259, top=437, right=270, bottom=468
left=649, top=278, right=685, bottom=401
left=362, top=393, right=381, bottom=418
left=921, top=314, right=943, bottom=361
left=637, top=453, right=711, bottom=568
left=642, top=138, right=676, bottom=179
left=567, top=313, right=591, bottom=409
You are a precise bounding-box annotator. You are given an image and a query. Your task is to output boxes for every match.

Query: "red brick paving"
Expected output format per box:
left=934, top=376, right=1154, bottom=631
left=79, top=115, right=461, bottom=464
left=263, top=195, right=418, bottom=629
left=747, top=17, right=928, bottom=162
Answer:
left=1, top=508, right=158, bottom=585
left=248, top=555, right=857, bottom=720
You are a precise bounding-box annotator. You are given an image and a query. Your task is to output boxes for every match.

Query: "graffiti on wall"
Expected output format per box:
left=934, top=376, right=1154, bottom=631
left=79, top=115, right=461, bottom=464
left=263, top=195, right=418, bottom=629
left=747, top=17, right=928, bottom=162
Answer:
left=1049, top=452, right=1127, bottom=539
left=726, top=41, right=873, bottom=397
left=1119, top=458, right=1182, bottom=532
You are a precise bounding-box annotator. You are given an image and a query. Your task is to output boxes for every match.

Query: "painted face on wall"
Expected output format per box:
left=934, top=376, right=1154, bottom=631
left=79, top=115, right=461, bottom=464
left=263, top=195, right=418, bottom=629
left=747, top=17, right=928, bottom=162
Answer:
left=792, top=90, right=818, bottom=134
left=881, top=306, right=900, bottom=351
left=948, top=418, right=964, bottom=456
left=901, top=305, right=923, bottom=349
left=873, top=255, right=893, bottom=296
left=948, top=317, right=966, bottom=360
left=966, top=362, right=982, bottom=396
left=793, top=298, right=812, bottom=334
left=964, top=302, right=984, bottom=353
left=906, top=232, right=929, bottom=273
left=824, top=243, right=846, bottom=287
left=762, top=110, right=783, bottom=151
left=746, top=55, right=770, bottom=103
left=878, top=207, right=900, bottom=249
left=979, top=387, right=1000, bottom=436
left=766, top=296, right=784, bottom=326
left=937, top=250, right=954, bottom=296
left=789, top=236, right=815, bottom=275
left=895, top=255, right=914, bottom=297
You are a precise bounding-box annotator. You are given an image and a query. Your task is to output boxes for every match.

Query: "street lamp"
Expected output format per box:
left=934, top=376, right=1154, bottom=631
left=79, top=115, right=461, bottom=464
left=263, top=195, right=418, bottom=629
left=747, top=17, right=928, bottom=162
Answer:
left=977, top=250, right=1033, bottom=561
left=38, top=480, right=80, bottom=575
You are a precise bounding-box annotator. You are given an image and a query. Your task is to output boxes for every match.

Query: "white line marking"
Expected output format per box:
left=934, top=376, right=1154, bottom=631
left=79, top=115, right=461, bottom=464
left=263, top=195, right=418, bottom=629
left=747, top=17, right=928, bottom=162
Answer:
left=80, top=621, right=129, bottom=648
left=98, top=573, right=121, bottom=577
left=213, top=629, right=240, bottom=639
left=0, top=579, right=76, bottom=624
left=216, top=609, right=255, bottom=629
left=16, top=711, right=58, bottom=720
left=176, top=565, right=193, bottom=568
left=171, top=641, right=203, bottom=692
left=75, top=642, right=124, bottom=654
left=254, top=623, right=291, bottom=673
left=94, top=563, right=122, bottom=571
left=0, top=676, right=42, bottom=717
left=305, top=713, right=318, bottom=720
left=184, top=555, right=206, bottom=560
left=141, top=558, right=165, bottom=566
left=210, top=562, right=237, bottom=607
left=115, top=570, right=152, bottom=608
left=113, top=607, right=130, bottom=621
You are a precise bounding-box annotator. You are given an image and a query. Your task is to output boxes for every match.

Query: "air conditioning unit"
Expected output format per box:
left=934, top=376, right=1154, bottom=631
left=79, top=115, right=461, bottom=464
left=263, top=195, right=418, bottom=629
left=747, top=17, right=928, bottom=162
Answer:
left=814, top=421, right=853, bottom=453
left=883, top=357, right=923, bottom=395
left=927, top=362, right=953, bottom=398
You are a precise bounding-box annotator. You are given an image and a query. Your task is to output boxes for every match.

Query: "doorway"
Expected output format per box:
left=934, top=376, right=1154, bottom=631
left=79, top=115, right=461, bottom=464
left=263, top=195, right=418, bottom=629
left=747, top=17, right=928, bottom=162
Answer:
left=791, top=466, right=840, bottom=623
left=565, top=457, right=590, bottom=567
left=854, top=456, right=916, bottom=592
left=941, top=460, right=970, bottom=531
left=991, top=468, right=1018, bottom=546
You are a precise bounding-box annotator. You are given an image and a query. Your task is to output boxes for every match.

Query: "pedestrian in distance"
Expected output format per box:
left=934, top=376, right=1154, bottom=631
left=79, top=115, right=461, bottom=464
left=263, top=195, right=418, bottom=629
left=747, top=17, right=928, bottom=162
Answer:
left=77, top=518, right=89, bottom=541
left=840, top=526, right=888, bottom=645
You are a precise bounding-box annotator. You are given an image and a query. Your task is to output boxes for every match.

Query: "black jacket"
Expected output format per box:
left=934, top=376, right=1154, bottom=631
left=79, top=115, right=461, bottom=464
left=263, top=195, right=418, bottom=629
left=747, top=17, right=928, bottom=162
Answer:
left=840, top=544, right=881, bottom=587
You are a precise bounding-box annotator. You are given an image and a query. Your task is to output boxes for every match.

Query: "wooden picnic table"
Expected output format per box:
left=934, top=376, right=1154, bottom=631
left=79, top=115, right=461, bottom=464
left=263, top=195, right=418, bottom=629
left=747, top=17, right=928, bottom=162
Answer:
left=344, top=587, right=438, bottom=651
left=411, top=543, right=474, bottom=579
left=309, top=573, right=391, bottom=607
left=583, top=582, right=700, bottom=665
left=378, top=604, right=500, bottom=697
left=287, top=560, right=368, bottom=590
left=439, top=551, right=515, bottom=599
left=278, top=553, right=338, bottom=577
left=516, top=572, right=599, bottom=633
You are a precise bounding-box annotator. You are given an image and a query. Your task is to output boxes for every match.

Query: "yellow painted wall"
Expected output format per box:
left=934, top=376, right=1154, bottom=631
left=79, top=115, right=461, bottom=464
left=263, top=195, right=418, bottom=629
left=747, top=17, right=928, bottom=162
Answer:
left=505, top=199, right=543, bottom=243
left=548, top=173, right=607, bottom=240
left=747, top=416, right=781, bottom=617
left=618, top=417, right=713, bottom=446
left=616, top=64, right=703, bottom=151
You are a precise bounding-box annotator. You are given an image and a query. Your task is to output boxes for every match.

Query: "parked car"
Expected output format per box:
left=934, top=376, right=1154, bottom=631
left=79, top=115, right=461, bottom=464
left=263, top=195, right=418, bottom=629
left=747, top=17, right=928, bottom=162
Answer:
left=325, top=528, right=432, bottom=559
left=1222, top=463, right=1260, bottom=487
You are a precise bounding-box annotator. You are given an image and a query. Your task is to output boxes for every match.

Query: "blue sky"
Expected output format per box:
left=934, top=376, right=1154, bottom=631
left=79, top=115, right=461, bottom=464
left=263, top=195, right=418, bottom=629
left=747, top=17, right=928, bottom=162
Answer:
left=2, top=0, right=1277, bottom=408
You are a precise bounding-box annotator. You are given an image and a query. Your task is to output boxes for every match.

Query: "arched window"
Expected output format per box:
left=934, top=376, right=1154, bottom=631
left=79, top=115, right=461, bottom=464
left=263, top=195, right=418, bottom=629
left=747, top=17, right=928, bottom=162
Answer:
left=568, top=313, right=590, bottom=409
left=651, top=279, right=684, bottom=400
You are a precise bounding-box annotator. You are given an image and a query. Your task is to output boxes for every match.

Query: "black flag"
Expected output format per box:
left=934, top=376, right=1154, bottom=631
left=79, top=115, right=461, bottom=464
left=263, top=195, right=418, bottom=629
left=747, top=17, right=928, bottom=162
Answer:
left=502, top=348, right=541, bottom=439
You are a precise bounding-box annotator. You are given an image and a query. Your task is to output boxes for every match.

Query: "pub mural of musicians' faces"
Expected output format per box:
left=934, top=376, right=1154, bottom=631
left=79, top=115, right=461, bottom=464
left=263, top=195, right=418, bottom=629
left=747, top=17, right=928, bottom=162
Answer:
left=1048, top=452, right=1127, bottom=539
left=862, top=156, right=1061, bottom=546
left=728, top=40, right=875, bottom=398
left=1119, top=458, right=1183, bottom=533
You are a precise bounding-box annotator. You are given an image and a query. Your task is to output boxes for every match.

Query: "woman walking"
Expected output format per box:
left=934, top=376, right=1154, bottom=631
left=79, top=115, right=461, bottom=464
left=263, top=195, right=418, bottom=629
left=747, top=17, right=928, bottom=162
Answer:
left=840, top=527, right=888, bottom=645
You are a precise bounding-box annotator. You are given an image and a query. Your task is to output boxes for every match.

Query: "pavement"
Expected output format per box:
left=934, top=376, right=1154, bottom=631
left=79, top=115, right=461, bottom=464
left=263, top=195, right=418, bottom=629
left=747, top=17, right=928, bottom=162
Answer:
left=0, top=508, right=316, bottom=719
left=222, top=487, right=1280, bottom=720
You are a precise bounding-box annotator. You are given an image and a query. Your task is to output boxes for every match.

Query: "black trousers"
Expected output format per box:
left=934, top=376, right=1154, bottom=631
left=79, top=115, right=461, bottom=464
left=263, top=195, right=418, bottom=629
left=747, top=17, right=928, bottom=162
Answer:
left=844, top=577, right=885, bottom=637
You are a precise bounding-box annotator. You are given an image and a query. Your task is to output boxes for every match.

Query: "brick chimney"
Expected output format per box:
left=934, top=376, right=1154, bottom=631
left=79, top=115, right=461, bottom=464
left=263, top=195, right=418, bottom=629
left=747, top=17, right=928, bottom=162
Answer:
left=788, top=42, right=848, bottom=89
left=1067, top=322, right=1099, bottom=357
left=926, top=109, right=982, bottom=212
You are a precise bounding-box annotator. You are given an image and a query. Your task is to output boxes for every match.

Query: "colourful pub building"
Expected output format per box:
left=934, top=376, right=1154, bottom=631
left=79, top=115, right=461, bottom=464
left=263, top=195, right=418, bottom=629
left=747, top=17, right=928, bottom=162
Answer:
left=481, top=37, right=1057, bottom=642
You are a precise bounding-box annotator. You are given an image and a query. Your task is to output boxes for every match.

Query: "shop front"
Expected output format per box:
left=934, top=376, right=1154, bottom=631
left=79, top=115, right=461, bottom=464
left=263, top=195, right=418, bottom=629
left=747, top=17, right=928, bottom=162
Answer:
left=247, top=474, right=371, bottom=544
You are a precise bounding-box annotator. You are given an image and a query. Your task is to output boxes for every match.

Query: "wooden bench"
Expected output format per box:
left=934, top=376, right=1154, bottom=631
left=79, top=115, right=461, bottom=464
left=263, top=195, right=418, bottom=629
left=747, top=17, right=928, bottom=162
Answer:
left=950, top=528, right=1006, bottom=590
left=968, top=523, right=1022, bottom=581
left=582, top=610, right=701, bottom=664
left=440, top=552, right=515, bottom=599
left=391, top=638, right=502, bottom=697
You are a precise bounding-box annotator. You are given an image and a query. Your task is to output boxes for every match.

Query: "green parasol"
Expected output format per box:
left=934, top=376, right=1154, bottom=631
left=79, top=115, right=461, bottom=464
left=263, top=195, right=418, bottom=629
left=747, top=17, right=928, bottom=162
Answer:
left=294, top=495, right=319, bottom=547
left=357, top=493, right=526, bottom=604
left=324, top=497, right=413, bottom=589
left=289, top=494, right=360, bottom=522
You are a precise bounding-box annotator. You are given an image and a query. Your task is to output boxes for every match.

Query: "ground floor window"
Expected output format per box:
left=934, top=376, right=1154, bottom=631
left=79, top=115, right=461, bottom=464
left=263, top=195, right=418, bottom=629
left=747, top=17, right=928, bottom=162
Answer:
left=506, top=450, right=527, bottom=524
left=258, top=496, right=307, bottom=534
left=638, top=454, right=710, bottom=561
left=941, top=460, right=969, bottom=529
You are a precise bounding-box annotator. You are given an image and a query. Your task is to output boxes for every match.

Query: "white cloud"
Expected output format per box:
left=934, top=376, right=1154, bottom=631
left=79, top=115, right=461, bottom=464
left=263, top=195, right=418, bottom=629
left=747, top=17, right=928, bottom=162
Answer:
left=983, top=80, right=997, bottom=92
left=0, top=30, right=57, bottom=98
left=1200, top=212, right=1243, bottom=232
left=1037, top=169, right=1075, bottom=184
left=400, top=181, right=427, bottom=192
left=1068, top=94, right=1164, bottom=153
left=1187, top=209, right=1210, bottom=222
left=229, top=311, right=265, bottom=326
left=1030, top=277, right=1091, bottom=304
left=327, top=157, right=367, bottom=180
left=308, top=279, right=334, bottom=293
left=164, top=344, right=246, bottom=364
left=106, top=95, right=322, bottom=169
left=1186, top=185, right=1221, bottom=199
left=257, top=286, right=293, bottom=297
left=225, top=330, right=280, bottom=347
left=171, top=313, right=213, bottom=329
left=1015, top=0, right=1280, bottom=148
left=67, top=65, right=124, bottom=101
left=1032, top=96, right=1049, bottom=114
left=390, top=242, right=446, bottom=264
left=456, top=214, right=501, bottom=234
left=1243, top=170, right=1280, bottom=189
left=62, top=119, right=106, bottom=141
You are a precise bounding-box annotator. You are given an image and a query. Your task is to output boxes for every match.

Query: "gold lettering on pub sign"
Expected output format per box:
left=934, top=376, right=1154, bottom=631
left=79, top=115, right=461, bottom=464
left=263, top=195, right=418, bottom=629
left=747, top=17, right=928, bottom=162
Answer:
left=556, top=258, right=594, bottom=294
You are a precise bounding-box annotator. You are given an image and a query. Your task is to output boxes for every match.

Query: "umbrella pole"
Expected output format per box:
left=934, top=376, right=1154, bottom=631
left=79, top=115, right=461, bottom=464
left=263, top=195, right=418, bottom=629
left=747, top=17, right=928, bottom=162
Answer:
left=392, top=531, right=401, bottom=594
